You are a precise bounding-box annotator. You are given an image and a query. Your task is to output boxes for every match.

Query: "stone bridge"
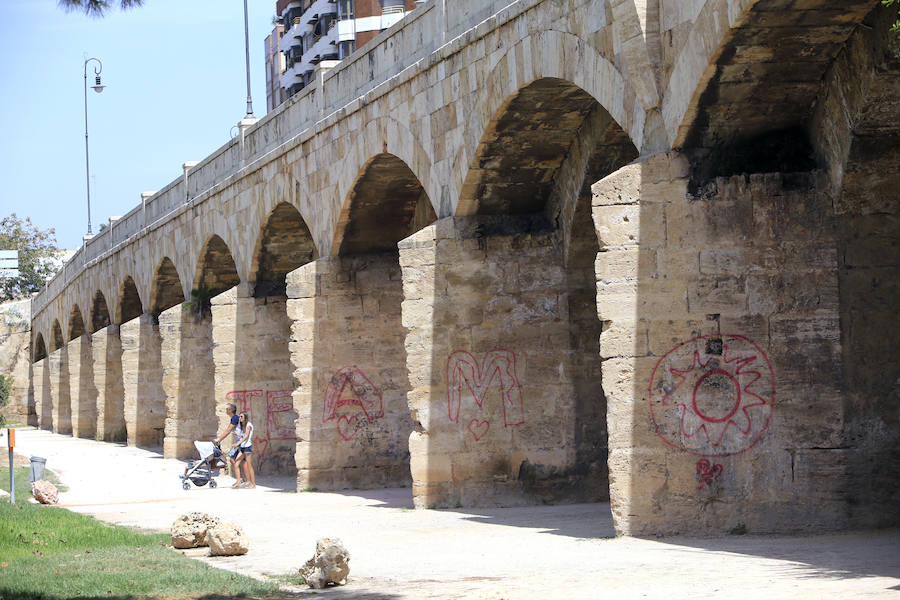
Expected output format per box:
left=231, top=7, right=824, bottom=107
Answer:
left=23, top=0, right=898, bottom=535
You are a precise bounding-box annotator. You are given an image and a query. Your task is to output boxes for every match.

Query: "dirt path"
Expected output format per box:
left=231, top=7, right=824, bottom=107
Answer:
left=9, top=428, right=900, bottom=599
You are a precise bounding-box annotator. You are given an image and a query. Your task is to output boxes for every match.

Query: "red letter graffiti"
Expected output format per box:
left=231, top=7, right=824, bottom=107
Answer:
left=225, top=389, right=296, bottom=466
left=323, top=366, right=384, bottom=441
left=266, top=390, right=296, bottom=441
left=447, top=349, right=524, bottom=441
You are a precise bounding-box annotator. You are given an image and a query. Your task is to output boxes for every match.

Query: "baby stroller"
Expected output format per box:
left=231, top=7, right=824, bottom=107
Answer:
left=180, top=441, right=226, bottom=490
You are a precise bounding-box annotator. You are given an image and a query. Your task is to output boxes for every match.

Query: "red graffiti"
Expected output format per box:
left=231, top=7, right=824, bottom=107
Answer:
left=467, top=419, right=490, bottom=441
left=265, top=390, right=296, bottom=441
left=323, top=366, right=384, bottom=441
left=696, top=459, right=723, bottom=490
left=226, top=389, right=297, bottom=463
left=447, top=349, right=524, bottom=441
left=649, top=334, right=775, bottom=457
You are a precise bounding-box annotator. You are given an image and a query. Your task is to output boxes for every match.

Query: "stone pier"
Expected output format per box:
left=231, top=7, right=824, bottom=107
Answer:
left=34, top=358, right=51, bottom=430
left=594, top=153, right=846, bottom=535
left=159, top=305, right=217, bottom=459
left=67, top=336, right=96, bottom=438
left=120, top=314, right=166, bottom=448
left=212, top=287, right=296, bottom=474
left=288, top=255, right=412, bottom=490
left=92, top=326, right=126, bottom=442
left=48, top=347, right=72, bottom=435
left=400, top=217, right=600, bottom=508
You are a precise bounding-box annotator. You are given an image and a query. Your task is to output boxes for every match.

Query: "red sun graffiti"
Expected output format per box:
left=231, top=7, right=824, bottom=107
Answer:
left=649, top=334, right=775, bottom=457
left=323, top=366, right=384, bottom=441
left=447, top=349, right=524, bottom=442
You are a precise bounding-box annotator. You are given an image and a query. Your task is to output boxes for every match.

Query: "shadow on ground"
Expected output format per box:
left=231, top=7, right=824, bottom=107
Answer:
left=655, top=528, right=900, bottom=583
left=328, top=488, right=415, bottom=509
left=459, top=502, right=616, bottom=539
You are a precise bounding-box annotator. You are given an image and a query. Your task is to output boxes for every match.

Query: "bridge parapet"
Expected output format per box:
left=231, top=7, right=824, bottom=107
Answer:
left=33, top=0, right=520, bottom=322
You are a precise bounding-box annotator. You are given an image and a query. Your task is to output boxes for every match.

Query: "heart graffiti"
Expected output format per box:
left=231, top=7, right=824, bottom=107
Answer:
left=467, top=419, right=490, bottom=442
left=696, top=458, right=724, bottom=490
left=337, top=415, right=365, bottom=441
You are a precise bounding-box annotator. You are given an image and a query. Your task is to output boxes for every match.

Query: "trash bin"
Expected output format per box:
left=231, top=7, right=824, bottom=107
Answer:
left=29, top=456, right=46, bottom=482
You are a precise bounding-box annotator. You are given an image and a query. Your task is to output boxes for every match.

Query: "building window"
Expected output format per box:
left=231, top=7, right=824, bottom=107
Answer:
left=381, top=0, right=404, bottom=15
left=338, top=0, right=354, bottom=20
left=339, top=40, right=356, bottom=59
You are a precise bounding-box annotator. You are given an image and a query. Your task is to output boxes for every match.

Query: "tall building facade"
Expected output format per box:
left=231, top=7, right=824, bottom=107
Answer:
left=265, top=23, right=286, bottom=113
left=270, top=0, right=420, bottom=107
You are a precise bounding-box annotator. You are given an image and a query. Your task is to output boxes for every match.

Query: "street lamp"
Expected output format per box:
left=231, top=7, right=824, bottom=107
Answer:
left=83, top=57, right=105, bottom=236
left=243, top=0, right=254, bottom=117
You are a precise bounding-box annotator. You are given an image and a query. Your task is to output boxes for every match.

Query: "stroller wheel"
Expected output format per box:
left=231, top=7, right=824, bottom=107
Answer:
left=209, top=479, right=217, bottom=489
left=182, top=481, right=191, bottom=491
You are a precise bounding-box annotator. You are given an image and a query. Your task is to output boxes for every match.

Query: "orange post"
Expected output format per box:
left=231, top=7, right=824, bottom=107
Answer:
left=6, top=428, right=13, bottom=503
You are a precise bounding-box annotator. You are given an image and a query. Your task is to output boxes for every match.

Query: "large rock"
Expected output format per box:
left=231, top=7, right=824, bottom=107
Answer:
left=300, top=538, right=350, bottom=588
left=31, top=480, right=58, bottom=505
left=171, top=512, right=219, bottom=549
left=206, top=521, right=249, bottom=556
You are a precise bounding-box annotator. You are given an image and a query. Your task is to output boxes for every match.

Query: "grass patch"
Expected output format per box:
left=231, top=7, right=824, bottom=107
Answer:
left=0, top=467, right=281, bottom=599
left=273, top=572, right=307, bottom=588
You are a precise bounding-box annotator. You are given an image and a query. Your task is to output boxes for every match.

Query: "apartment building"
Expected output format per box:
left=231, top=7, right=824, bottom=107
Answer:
left=264, top=23, right=286, bottom=113
left=271, top=0, right=420, bottom=105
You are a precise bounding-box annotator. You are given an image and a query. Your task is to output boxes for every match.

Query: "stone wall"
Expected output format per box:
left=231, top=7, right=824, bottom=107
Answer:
left=288, top=255, right=412, bottom=490
left=400, top=216, right=605, bottom=508
left=120, top=315, right=166, bottom=448
left=213, top=289, right=296, bottom=475
left=0, top=299, right=33, bottom=424
left=594, top=152, right=855, bottom=535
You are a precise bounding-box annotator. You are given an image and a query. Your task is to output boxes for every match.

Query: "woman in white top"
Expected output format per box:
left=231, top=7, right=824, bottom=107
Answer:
left=234, top=412, right=256, bottom=489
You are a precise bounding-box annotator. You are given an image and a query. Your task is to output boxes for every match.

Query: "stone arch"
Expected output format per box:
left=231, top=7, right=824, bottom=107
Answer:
left=116, top=276, right=143, bottom=324
left=33, top=332, right=47, bottom=362
left=326, top=115, right=439, bottom=251
left=250, top=202, right=317, bottom=297
left=452, top=29, right=643, bottom=217
left=50, top=320, right=64, bottom=352
left=665, top=0, right=880, bottom=169
left=194, top=235, right=241, bottom=298
left=411, top=59, right=640, bottom=510
left=68, top=305, right=86, bottom=341
left=292, top=151, right=433, bottom=491
left=90, top=290, right=111, bottom=333
left=457, top=77, right=638, bottom=222
left=333, top=153, right=437, bottom=256
left=149, top=257, right=185, bottom=317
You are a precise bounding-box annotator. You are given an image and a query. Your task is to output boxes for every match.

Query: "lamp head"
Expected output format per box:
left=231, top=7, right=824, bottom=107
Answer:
left=91, top=75, right=105, bottom=93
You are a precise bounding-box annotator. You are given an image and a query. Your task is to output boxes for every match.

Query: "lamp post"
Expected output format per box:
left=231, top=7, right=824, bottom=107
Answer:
left=83, top=57, right=105, bottom=236
left=243, top=0, right=254, bottom=117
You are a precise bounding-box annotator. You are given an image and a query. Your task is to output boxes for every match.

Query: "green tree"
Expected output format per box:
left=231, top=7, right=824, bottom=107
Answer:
left=0, top=215, right=61, bottom=302
left=58, top=0, right=144, bottom=17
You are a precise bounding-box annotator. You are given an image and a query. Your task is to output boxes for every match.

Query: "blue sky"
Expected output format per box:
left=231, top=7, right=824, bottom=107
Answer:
left=0, top=1, right=276, bottom=250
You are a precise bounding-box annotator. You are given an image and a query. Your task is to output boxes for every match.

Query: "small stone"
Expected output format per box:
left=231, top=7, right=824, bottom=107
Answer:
left=300, top=538, right=350, bottom=589
left=171, top=512, right=219, bottom=549
left=31, top=480, right=58, bottom=505
left=206, top=521, right=249, bottom=556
